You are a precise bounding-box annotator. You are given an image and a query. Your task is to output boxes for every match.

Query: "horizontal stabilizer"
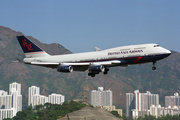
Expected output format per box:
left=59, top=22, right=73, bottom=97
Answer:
left=16, top=58, right=24, bottom=63
left=94, top=46, right=101, bottom=51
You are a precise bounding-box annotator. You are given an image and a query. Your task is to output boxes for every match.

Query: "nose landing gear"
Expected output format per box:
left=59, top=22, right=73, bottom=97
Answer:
left=152, top=62, right=156, bottom=70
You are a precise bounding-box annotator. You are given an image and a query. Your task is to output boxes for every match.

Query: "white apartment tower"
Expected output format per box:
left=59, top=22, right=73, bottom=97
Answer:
left=9, top=82, right=22, bottom=112
left=147, top=91, right=159, bottom=109
left=49, top=93, right=65, bottom=104
left=90, top=87, right=112, bottom=107
left=0, top=82, right=22, bottom=120
left=28, top=86, right=40, bottom=106
left=9, top=82, right=21, bottom=95
left=0, top=108, right=16, bottom=120
left=0, top=90, right=11, bottom=109
left=126, top=93, right=135, bottom=117
left=32, top=94, right=48, bottom=107
left=165, top=92, right=180, bottom=107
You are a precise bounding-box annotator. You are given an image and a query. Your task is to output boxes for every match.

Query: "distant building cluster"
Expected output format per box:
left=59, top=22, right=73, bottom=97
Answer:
left=90, top=87, right=122, bottom=116
left=0, top=82, right=65, bottom=120
left=126, top=90, right=159, bottom=119
left=28, top=86, right=65, bottom=107
left=0, top=82, right=22, bottom=120
left=126, top=90, right=180, bottom=119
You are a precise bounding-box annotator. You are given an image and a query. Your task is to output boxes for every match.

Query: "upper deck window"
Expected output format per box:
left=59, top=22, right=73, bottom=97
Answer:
left=154, top=45, right=160, bottom=47
left=134, top=47, right=146, bottom=49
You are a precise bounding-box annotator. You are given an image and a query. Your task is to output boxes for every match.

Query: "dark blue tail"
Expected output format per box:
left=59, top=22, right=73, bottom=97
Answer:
left=16, top=35, right=49, bottom=58
left=16, top=36, right=44, bottom=53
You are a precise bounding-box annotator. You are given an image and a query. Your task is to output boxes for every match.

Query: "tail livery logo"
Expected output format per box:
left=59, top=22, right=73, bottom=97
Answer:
left=22, top=39, right=33, bottom=51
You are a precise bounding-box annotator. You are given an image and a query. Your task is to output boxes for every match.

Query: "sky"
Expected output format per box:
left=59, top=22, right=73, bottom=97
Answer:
left=1, top=0, right=180, bottom=53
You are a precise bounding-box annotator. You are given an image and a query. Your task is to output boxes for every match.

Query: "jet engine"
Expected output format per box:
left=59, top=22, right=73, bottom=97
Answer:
left=57, top=65, right=73, bottom=72
left=89, top=65, right=105, bottom=73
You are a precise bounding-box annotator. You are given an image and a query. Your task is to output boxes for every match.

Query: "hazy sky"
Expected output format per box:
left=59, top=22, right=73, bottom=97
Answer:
left=1, top=0, right=180, bottom=53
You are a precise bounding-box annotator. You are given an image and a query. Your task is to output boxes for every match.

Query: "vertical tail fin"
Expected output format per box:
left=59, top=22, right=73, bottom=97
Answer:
left=16, top=35, right=50, bottom=58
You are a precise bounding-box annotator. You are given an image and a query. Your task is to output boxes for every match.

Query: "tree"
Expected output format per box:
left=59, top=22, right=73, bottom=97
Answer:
left=110, top=111, right=120, bottom=118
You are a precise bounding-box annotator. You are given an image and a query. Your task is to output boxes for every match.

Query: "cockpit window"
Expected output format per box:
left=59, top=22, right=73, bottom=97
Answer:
left=154, top=45, right=160, bottom=47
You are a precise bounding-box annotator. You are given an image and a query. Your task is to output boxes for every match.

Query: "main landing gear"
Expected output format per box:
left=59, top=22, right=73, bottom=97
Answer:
left=152, top=62, right=156, bottom=70
left=88, top=73, right=95, bottom=77
left=103, top=68, right=109, bottom=74
left=88, top=68, right=109, bottom=77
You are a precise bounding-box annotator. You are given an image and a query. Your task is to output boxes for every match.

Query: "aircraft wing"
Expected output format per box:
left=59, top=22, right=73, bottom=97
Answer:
left=28, top=60, right=122, bottom=71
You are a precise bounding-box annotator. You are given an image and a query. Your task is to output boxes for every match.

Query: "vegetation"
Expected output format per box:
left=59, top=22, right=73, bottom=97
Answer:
left=4, top=100, right=86, bottom=120
left=110, top=111, right=131, bottom=120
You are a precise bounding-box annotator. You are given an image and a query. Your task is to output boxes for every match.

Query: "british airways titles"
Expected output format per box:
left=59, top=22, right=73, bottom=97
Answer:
left=108, top=49, right=143, bottom=55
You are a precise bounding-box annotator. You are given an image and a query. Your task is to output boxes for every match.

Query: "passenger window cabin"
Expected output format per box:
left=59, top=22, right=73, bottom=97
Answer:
left=154, top=45, right=160, bottom=47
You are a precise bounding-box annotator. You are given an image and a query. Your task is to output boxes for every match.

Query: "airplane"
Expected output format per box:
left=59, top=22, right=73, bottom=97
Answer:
left=16, top=35, right=171, bottom=77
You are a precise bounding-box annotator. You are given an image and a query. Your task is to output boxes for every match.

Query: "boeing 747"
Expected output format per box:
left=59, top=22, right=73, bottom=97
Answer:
left=16, top=36, right=171, bottom=77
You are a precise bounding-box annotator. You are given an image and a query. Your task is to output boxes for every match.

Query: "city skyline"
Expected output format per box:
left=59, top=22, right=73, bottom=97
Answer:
left=126, top=90, right=180, bottom=119
left=0, top=82, right=66, bottom=120
left=1, top=82, right=180, bottom=119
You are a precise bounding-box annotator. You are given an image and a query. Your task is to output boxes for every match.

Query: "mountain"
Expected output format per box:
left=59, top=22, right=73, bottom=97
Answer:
left=0, top=25, right=180, bottom=111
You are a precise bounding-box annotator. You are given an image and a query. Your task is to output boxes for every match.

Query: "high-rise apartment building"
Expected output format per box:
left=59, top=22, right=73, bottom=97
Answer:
left=49, top=93, right=65, bottom=104
left=8, top=82, right=22, bottom=112
left=90, top=87, right=112, bottom=107
left=147, top=91, right=159, bottom=109
left=0, top=108, right=16, bottom=120
left=150, top=105, right=162, bottom=118
left=9, top=82, right=21, bottom=95
left=32, top=94, right=48, bottom=107
left=165, top=93, right=180, bottom=107
left=0, top=82, right=22, bottom=120
left=28, top=86, right=40, bottom=106
left=126, top=93, right=135, bottom=117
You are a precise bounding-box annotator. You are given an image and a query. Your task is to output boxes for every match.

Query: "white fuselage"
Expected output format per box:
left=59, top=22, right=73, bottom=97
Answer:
left=24, top=43, right=171, bottom=65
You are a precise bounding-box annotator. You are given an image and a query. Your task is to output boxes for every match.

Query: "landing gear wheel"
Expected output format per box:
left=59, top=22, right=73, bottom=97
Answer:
left=91, top=74, right=95, bottom=77
left=88, top=73, right=95, bottom=77
left=152, top=67, right=156, bottom=70
left=103, top=68, right=109, bottom=75
left=152, top=62, right=156, bottom=70
left=104, top=71, right=108, bottom=74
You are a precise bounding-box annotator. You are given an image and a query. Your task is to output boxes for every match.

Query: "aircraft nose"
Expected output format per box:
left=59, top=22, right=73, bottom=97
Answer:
left=166, top=50, right=171, bottom=56
left=167, top=50, right=171, bottom=54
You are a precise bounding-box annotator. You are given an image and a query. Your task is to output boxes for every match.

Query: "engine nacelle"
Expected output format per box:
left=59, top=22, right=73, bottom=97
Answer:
left=89, top=65, right=105, bottom=73
left=57, top=65, right=73, bottom=72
